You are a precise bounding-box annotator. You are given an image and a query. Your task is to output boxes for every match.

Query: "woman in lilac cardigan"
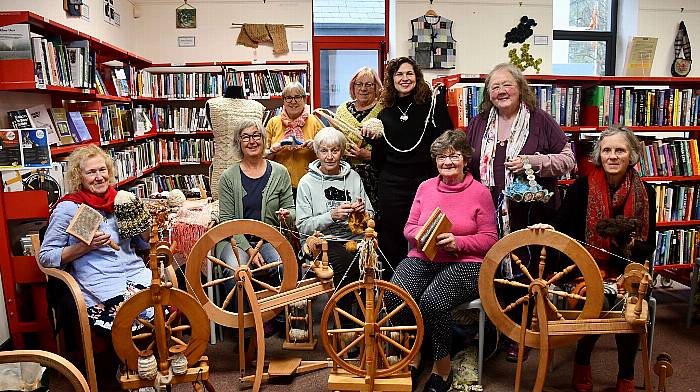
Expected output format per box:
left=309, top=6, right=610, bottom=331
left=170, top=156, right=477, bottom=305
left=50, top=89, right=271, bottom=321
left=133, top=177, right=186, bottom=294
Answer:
left=387, top=130, right=498, bottom=392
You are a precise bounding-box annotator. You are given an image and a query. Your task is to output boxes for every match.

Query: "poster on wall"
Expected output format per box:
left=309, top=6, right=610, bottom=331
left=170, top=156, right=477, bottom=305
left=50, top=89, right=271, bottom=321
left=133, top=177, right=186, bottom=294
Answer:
left=103, top=0, right=117, bottom=25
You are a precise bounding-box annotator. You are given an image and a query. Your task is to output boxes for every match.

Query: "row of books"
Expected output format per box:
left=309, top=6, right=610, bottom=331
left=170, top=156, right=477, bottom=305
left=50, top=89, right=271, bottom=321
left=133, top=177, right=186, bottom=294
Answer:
left=448, top=84, right=483, bottom=127
left=136, top=71, right=224, bottom=99
left=151, top=106, right=210, bottom=133
left=654, top=184, right=700, bottom=223
left=654, top=229, right=699, bottom=266
left=106, top=140, right=158, bottom=184
left=8, top=105, right=91, bottom=146
left=583, top=86, right=700, bottom=127
left=225, top=68, right=308, bottom=98
left=152, top=173, right=211, bottom=194
left=94, top=66, right=132, bottom=97
left=638, top=138, right=700, bottom=178
left=157, top=139, right=214, bottom=163
left=27, top=26, right=94, bottom=89
left=0, top=129, right=50, bottom=169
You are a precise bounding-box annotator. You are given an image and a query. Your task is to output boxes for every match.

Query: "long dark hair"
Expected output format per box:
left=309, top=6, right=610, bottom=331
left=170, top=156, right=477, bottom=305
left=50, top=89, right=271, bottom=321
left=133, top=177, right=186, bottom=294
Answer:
left=380, top=57, right=432, bottom=108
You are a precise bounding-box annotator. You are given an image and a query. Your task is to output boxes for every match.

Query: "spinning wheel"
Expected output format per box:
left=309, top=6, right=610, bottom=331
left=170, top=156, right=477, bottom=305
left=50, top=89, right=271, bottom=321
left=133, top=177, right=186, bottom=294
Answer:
left=185, top=219, right=298, bottom=327
left=479, top=229, right=605, bottom=349
left=321, top=220, right=423, bottom=391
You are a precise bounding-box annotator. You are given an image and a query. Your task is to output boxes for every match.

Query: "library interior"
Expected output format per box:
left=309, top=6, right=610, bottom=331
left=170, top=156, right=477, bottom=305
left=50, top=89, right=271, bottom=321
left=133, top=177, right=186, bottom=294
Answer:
left=1, top=0, right=700, bottom=391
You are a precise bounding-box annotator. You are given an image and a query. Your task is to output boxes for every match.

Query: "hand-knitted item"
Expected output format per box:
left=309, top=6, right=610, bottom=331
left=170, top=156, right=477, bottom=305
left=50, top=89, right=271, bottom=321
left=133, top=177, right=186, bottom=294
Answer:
left=207, top=97, right=265, bottom=199
left=235, top=24, right=289, bottom=54
left=266, top=24, right=289, bottom=54
left=171, top=200, right=217, bottom=260
left=281, top=107, right=309, bottom=141
left=114, top=191, right=152, bottom=238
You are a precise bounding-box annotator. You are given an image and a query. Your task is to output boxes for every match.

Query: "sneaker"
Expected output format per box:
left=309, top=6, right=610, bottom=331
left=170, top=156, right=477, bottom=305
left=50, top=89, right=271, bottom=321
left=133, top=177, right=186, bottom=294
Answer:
left=505, top=342, right=529, bottom=363
left=424, top=372, right=453, bottom=392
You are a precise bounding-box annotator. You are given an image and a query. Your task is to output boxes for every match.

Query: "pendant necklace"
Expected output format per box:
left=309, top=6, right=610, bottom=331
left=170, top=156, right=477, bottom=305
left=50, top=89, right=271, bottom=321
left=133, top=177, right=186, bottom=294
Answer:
left=397, top=103, right=413, bottom=122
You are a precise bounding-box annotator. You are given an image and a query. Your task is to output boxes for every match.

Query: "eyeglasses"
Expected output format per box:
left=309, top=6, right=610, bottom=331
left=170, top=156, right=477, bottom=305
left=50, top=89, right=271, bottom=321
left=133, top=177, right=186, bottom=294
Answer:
left=353, top=82, right=375, bottom=89
left=490, top=83, right=516, bottom=93
left=83, top=167, right=109, bottom=178
left=283, top=95, right=305, bottom=103
left=318, top=147, right=341, bottom=156
left=436, top=153, right=463, bottom=163
left=240, top=133, right=262, bottom=143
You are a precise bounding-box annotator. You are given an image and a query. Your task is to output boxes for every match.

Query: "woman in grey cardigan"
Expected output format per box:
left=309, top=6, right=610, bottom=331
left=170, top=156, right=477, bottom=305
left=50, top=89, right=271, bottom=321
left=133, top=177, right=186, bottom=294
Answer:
left=216, top=118, right=295, bottom=273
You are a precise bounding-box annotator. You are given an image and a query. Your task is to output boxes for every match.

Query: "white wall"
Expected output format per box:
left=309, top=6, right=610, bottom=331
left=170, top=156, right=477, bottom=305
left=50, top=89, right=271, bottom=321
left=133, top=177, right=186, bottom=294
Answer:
left=132, top=0, right=313, bottom=64
left=635, top=0, right=700, bottom=77
left=394, top=0, right=554, bottom=79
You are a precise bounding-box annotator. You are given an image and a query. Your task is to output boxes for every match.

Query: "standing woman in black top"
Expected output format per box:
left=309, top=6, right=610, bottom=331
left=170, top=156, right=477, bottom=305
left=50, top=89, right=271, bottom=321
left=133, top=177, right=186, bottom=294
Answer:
left=363, top=57, right=453, bottom=273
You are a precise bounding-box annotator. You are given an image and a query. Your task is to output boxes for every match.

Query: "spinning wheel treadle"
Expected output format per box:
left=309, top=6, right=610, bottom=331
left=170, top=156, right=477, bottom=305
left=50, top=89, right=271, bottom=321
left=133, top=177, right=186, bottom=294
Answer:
left=479, top=229, right=605, bottom=348
left=185, top=219, right=298, bottom=328
left=321, top=280, right=423, bottom=377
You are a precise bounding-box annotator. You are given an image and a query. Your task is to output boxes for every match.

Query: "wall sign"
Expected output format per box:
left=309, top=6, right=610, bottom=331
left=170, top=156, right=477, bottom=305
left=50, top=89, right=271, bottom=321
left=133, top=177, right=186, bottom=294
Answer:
left=178, top=36, right=196, bottom=47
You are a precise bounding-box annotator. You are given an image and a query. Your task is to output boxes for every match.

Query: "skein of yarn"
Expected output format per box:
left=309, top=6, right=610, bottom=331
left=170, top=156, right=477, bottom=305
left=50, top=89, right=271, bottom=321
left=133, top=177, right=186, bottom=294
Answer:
left=137, top=350, right=157, bottom=380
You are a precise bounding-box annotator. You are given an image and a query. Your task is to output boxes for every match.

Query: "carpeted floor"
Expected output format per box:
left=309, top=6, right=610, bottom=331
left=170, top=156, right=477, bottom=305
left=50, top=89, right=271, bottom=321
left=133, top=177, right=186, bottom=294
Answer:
left=47, top=281, right=699, bottom=391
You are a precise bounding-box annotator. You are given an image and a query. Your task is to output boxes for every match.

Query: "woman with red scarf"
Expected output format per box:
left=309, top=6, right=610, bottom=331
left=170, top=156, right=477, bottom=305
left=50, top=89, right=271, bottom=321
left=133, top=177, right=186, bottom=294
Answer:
left=265, top=81, right=324, bottom=190
left=530, top=126, right=656, bottom=392
left=39, top=145, right=151, bottom=335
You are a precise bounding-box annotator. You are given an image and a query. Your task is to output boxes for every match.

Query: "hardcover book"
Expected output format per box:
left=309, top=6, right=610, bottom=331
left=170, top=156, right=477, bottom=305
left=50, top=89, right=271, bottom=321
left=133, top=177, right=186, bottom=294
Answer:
left=66, top=111, right=92, bottom=143
left=414, top=207, right=453, bottom=261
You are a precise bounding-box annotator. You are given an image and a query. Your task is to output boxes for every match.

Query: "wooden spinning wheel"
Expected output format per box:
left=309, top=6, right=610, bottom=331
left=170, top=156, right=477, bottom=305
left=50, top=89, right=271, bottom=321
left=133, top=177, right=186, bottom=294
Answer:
left=112, top=214, right=214, bottom=391
left=185, top=219, right=298, bottom=328
left=321, top=220, right=424, bottom=391
left=479, top=229, right=605, bottom=349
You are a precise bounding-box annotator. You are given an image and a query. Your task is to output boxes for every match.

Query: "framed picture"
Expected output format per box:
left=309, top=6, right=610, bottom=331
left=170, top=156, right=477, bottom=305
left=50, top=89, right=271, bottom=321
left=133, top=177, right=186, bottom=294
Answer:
left=176, top=7, right=196, bottom=29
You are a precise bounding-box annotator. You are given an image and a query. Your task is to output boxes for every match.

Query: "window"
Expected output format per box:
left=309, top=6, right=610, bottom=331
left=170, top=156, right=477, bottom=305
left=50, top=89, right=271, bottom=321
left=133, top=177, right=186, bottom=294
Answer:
left=313, top=0, right=385, bottom=36
left=553, top=0, right=618, bottom=76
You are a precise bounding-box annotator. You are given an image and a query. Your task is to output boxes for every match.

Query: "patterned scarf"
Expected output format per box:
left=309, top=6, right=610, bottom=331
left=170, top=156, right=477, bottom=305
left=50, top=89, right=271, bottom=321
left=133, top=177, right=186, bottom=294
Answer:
left=281, top=106, right=308, bottom=141
left=57, top=186, right=118, bottom=214
left=586, top=167, right=649, bottom=263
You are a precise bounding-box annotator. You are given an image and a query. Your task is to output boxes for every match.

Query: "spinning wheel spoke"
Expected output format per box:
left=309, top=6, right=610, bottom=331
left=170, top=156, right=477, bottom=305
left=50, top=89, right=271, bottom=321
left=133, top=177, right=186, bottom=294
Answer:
left=146, top=341, right=155, bottom=351
left=165, top=310, right=178, bottom=326
left=378, top=333, right=411, bottom=355
left=373, top=288, right=385, bottom=319
left=550, top=289, right=586, bottom=302
left=337, top=334, right=365, bottom=357
left=377, top=338, right=391, bottom=369
left=547, top=264, right=579, bottom=285
left=171, top=325, right=191, bottom=333
left=354, top=289, right=366, bottom=316
left=379, top=326, right=417, bottom=333
left=503, top=294, right=530, bottom=313
left=327, top=327, right=364, bottom=334
left=137, top=318, right=154, bottom=330
left=132, top=331, right=153, bottom=340
left=202, top=274, right=236, bottom=288
left=336, top=307, right=365, bottom=327
left=495, top=279, right=529, bottom=289
left=249, top=260, right=283, bottom=275
left=247, top=239, right=265, bottom=261
left=377, top=302, right=406, bottom=327
left=220, top=284, right=238, bottom=310
left=250, top=277, right=281, bottom=294
left=206, top=255, right=235, bottom=272
left=511, top=253, right=534, bottom=282
left=170, top=335, right=187, bottom=346
left=544, top=296, right=565, bottom=321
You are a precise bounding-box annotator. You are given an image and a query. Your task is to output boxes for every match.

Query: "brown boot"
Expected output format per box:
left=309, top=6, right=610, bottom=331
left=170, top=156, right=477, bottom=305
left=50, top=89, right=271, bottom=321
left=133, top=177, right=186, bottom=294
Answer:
left=615, top=378, right=635, bottom=392
left=572, top=363, right=593, bottom=392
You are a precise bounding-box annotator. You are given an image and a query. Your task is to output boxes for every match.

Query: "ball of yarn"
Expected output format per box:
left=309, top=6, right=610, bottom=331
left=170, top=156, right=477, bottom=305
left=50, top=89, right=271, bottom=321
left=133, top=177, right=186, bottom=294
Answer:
left=364, top=118, right=384, bottom=137
left=345, top=240, right=358, bottom=253
left=167, top=189, right=186, bottom=208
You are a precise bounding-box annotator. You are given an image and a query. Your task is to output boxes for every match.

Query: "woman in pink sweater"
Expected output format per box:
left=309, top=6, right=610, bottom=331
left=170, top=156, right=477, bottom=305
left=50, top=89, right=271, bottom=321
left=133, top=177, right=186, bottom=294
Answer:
left=387, top=130, right=498, bottom=392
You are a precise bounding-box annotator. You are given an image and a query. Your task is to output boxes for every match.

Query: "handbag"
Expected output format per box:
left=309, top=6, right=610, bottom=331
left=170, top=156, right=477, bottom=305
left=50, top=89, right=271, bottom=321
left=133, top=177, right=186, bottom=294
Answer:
left=671, top=21, right=692, bottom=77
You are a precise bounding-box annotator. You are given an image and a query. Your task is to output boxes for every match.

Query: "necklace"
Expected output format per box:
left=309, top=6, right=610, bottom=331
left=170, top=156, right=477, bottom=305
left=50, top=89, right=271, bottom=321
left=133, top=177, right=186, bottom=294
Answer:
left=397, top=103, right=413, bottom=122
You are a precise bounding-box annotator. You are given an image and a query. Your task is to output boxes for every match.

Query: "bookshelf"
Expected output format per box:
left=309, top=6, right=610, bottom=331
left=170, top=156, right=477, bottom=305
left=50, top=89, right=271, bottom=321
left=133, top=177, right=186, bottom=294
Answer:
left=436, top=73, right=700, bottom=303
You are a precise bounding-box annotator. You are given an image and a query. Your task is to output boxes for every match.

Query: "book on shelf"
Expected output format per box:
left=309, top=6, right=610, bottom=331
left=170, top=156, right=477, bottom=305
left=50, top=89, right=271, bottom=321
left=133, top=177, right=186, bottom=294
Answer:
left=0, top=24, right=31, bottom=61
left=49, top=107, right=75, bottom=145
left=20, top=128, right=51, bottom=167
left=414, top=207, right=452, bottom=261
left=66, top=111, right=92, bottom=143
left=654, top=228, right=699, bottom=266
left=0, top=129, right=22, bottom=168
left=64, top=40, right=91, bottom=88
left=8, top=109, right=33, bottom=129
left=27, top=105, right=59, bottom=145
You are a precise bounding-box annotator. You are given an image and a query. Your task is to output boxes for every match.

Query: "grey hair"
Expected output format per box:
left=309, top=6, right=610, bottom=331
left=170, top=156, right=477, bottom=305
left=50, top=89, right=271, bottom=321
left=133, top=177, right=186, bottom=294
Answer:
left=281, top=81, right=306, bottom=99
left=430, top=130, right=473, bottom=164
left=232, top=118, right=267, bottom=161
left=313, top=127, right=347, bottom=155
left=591, top=125, right=643, bottom=166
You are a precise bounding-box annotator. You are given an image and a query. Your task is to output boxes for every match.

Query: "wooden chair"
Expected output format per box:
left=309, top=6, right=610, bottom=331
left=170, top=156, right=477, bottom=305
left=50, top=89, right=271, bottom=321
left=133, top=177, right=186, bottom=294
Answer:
left=30, top=233, right=180, bottom=392
left=0, top=349, right=90, bottom=392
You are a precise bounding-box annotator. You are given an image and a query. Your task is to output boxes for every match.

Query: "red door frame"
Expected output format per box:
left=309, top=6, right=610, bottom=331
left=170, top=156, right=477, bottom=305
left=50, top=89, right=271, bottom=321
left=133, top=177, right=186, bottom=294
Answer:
left=311, top=0, right=390, bottom=109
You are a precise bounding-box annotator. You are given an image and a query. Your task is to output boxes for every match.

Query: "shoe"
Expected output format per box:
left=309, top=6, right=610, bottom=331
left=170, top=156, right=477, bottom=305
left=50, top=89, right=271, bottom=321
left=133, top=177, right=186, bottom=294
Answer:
left=572, top=363, right=593, bottom=392
left=424, top=372, right=453, bottom=392
left=615, top=378, right=635, bottom=392
left=410, top=366, right=420, bottom=391
left=505, top=342, right=529, bottom=363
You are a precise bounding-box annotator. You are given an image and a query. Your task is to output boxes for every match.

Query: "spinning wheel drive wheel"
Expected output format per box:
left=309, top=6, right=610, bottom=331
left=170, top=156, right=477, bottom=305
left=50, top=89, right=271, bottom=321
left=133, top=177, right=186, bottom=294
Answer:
left=320, top=280, right=423, bottom=377
left=479, top=229, right=605, bottom=349
left=185, top=219, right=298, bottom=328
left=112, top=286, right=210, bottom=370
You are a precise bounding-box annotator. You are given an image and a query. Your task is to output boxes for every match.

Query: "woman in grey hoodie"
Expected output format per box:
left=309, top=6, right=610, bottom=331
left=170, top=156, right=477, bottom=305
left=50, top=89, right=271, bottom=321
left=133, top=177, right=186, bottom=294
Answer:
left=296, top=127, right=374, bottom=295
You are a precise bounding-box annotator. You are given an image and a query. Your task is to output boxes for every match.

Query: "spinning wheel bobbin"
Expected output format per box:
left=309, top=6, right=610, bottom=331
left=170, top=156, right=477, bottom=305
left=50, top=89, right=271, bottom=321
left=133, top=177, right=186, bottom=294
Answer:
left=284, top=299, right=317, bottom=350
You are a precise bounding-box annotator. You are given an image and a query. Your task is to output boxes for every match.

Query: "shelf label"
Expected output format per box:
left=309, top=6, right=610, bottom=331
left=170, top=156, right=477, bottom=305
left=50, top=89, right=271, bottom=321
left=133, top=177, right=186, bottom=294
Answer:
left=252, top=59, right=266, bottom=64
